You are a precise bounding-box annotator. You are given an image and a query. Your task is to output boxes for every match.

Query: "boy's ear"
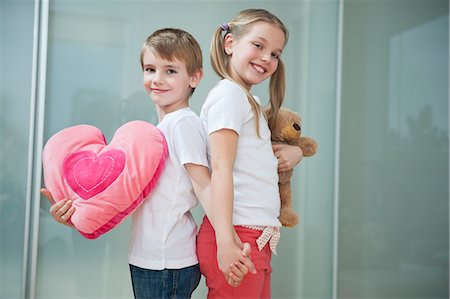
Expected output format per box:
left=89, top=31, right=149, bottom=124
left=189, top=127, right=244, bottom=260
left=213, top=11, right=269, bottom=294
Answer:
left=189, top=68, right=203, bottom=88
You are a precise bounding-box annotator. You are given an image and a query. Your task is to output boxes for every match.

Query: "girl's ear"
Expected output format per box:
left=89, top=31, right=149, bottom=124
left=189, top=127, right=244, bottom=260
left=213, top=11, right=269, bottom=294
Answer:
left=189, top=68, right=203, bottom=88
left=224, top=33, right=234, bottom=55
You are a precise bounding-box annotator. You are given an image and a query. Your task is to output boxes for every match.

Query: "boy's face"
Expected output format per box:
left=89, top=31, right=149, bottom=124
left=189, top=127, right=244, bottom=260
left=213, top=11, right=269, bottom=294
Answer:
left=142, top=49, right=202, bottom=114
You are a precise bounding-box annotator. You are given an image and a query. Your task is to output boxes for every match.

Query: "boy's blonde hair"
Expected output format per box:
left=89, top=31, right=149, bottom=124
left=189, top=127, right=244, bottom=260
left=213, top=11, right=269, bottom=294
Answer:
left=140, top=28, right=203, bottom=96
left=211, top=9, right=288, bottom=133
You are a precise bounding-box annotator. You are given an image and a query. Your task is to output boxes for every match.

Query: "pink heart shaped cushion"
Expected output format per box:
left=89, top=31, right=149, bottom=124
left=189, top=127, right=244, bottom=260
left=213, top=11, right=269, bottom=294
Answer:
left=42, top=120, right=168, bottom=239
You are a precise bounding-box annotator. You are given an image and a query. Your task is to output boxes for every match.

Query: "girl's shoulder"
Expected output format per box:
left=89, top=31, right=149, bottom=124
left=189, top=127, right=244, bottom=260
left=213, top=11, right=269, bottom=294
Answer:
left=206, top=79, right=248, bottom=106
left=211, top=79, right=245, bottom=96
left=209, top=79, right=262, bottom=105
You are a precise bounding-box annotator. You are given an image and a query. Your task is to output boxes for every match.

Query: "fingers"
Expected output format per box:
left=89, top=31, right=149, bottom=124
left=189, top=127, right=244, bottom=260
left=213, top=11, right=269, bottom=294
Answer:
left=278, top=162, right=291, bottom=173
left=42, top=188, right=76, bottom=228
left=218, top=241, right=258, bottom=287
left=227, top=273, right=242, bottom=287
left=273, top=144, right=303, bottom=172
left=49, top=199, right=74, bottom=224
left=41, top=188, right=55, bottom=205
left=226, top=263, right=247, bottom=288
left=272, top=143, right=283, bottom=151
left=241, top=242, right=251, bottom=257
left=226, top=274, right=240, bottom=287
left=239, top=255, right=257, bottom=274
left=239, top=243, right=257, bottom=274
left=233, top=261, right=249, bottom=278
left=49, top=199, right=70, bottom=215
left=61, top=206, right=75, bottom=222
left=226, top=259, right=255, bottom=287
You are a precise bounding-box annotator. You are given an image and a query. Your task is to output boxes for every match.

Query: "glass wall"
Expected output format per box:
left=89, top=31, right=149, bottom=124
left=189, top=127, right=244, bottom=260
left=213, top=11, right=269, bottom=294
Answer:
left=338, top=0, right=449, bottom=298
left=0, top=1, right=35, bottom=298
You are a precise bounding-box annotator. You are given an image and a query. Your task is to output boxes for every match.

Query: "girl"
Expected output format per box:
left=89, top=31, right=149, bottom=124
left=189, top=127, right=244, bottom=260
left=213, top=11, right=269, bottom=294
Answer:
left=196, top=8, right=303, bottom=299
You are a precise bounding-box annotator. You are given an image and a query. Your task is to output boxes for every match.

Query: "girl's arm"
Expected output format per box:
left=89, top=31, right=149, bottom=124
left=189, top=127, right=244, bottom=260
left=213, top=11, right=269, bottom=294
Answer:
left=184, top=164, right=213, bottom=219
left=185, top=163, right=253, bottom=250
left=272, top=143, right=303, bottom=172
left=184, top=163, right=256, bottom=285
left=208, top=129, right=257, bottom=278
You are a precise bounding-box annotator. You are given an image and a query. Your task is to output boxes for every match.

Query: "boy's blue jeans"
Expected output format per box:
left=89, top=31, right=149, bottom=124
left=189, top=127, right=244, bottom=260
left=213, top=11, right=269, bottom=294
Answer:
left=129, top=264, right=201, bottom=299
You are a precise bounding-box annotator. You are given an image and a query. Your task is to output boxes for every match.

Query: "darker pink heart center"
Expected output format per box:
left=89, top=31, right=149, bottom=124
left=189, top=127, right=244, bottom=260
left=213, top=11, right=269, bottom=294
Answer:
left=63, top=150, right=126, bottom=199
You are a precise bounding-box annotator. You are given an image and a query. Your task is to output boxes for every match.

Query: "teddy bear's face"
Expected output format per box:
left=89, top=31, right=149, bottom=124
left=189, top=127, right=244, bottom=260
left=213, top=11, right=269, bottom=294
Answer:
left=271, top=109, right=301, bottom=144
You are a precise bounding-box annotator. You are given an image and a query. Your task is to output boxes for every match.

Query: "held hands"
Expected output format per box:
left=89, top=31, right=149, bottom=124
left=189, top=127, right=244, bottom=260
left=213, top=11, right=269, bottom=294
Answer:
left=226, top=243, right=254, bottom=287
left=218, top=232, right=257, bottom=288
left=40, top=188, right=75, bottom=228
left=273, top=143, right=303, bottom=172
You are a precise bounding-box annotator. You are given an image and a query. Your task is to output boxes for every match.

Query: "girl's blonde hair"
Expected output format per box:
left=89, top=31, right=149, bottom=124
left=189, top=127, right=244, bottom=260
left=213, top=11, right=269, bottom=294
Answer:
left=140, top=28, right=203, bottom=96
left=211, top=9, right=288, bottom=134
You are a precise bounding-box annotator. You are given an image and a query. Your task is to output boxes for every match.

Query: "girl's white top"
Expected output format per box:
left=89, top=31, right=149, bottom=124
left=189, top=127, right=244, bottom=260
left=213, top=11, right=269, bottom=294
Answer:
left=200, top=79, right=281, bottom=227
left=128, top=107, right=208, bottom=270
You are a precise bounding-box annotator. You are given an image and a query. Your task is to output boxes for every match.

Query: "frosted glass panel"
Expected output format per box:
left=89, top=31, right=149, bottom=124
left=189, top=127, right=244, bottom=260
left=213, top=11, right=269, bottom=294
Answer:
left=0, top=1, right=35, bottom=298
left=339, top=0, right=449, bottom=298
left=36, top=1, right=338, bottom=299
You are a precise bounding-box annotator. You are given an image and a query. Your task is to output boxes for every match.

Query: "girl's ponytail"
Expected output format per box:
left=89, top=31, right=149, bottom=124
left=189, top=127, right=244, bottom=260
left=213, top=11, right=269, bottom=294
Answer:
left=267, top=59, right=286, bottom=130
left=210, top=27, right=228, bottom=79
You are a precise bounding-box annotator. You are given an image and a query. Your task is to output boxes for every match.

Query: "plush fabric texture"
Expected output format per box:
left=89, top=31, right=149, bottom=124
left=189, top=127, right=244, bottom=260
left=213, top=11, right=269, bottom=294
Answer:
left=42, top=120, right=168, bottom=239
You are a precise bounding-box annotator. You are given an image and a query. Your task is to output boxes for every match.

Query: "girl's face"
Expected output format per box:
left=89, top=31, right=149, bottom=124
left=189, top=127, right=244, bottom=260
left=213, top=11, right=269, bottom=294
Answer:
left=225, top=22, right=285, bottom=90
left=142, top=49, right=201, bottom=114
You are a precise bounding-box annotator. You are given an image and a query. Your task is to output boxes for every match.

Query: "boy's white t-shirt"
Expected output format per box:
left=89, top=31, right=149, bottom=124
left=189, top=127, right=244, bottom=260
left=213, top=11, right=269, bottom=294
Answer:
left=200, top=79, right=281, bottom=227
left=128, top=107, right=208, bottom=270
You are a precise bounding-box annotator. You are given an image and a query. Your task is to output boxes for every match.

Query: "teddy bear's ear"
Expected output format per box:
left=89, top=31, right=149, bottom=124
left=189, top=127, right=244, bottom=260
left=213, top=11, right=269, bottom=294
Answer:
left=290, top=110, right=298, bottom=116
left=283, top=107, right=299, bottom=116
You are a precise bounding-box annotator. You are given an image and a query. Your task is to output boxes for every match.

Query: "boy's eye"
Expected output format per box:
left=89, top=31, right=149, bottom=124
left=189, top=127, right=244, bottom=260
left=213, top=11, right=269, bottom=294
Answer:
left=145, top=67, right=155, bottom=73
left=167, top=69, right=177, bottom=74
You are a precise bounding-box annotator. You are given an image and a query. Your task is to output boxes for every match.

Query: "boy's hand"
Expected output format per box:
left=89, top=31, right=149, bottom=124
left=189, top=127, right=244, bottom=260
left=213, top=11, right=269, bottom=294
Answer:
left=40, top=188, right=75, bottom=228
left=225, top=242, right=257, bottom=287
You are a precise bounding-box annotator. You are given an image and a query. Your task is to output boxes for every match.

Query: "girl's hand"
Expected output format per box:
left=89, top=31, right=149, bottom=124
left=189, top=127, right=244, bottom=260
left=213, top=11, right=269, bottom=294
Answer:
left=226, top=243, right=255, bottom=287
left=227, top=260, right=249, bottom=287
left=232, top=231, right=256, bottom=274
left=272, top=143, right=303, bottom=172
left=40, top=188, right=75, bottom=228
left=217, top=241, right=256, bottom=287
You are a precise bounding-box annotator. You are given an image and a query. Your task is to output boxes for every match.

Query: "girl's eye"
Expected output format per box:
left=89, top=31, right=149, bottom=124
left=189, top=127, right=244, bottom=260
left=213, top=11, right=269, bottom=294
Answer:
left=253, top=43, right=262, bottom=49
left=271, top=53, right=280, bottom=59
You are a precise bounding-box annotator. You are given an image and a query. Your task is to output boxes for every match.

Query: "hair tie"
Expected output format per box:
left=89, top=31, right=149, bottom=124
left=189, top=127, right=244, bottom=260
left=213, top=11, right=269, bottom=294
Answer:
left=220, top=23, right=230, bottom=32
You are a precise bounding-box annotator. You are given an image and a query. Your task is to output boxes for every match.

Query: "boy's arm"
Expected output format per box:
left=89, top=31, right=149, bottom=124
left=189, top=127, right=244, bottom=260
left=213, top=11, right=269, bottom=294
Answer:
left=184, top=163, right=213, bottom=220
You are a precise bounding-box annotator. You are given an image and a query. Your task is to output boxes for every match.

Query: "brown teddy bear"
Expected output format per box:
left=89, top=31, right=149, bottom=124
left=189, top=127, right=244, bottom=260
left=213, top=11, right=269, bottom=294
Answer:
left=264, top=106, right=317, bottom=227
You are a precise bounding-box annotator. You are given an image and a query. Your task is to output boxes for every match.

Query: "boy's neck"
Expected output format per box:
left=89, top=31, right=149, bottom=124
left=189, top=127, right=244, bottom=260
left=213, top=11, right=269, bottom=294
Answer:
left=156, top=102, right=189, bottom=122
